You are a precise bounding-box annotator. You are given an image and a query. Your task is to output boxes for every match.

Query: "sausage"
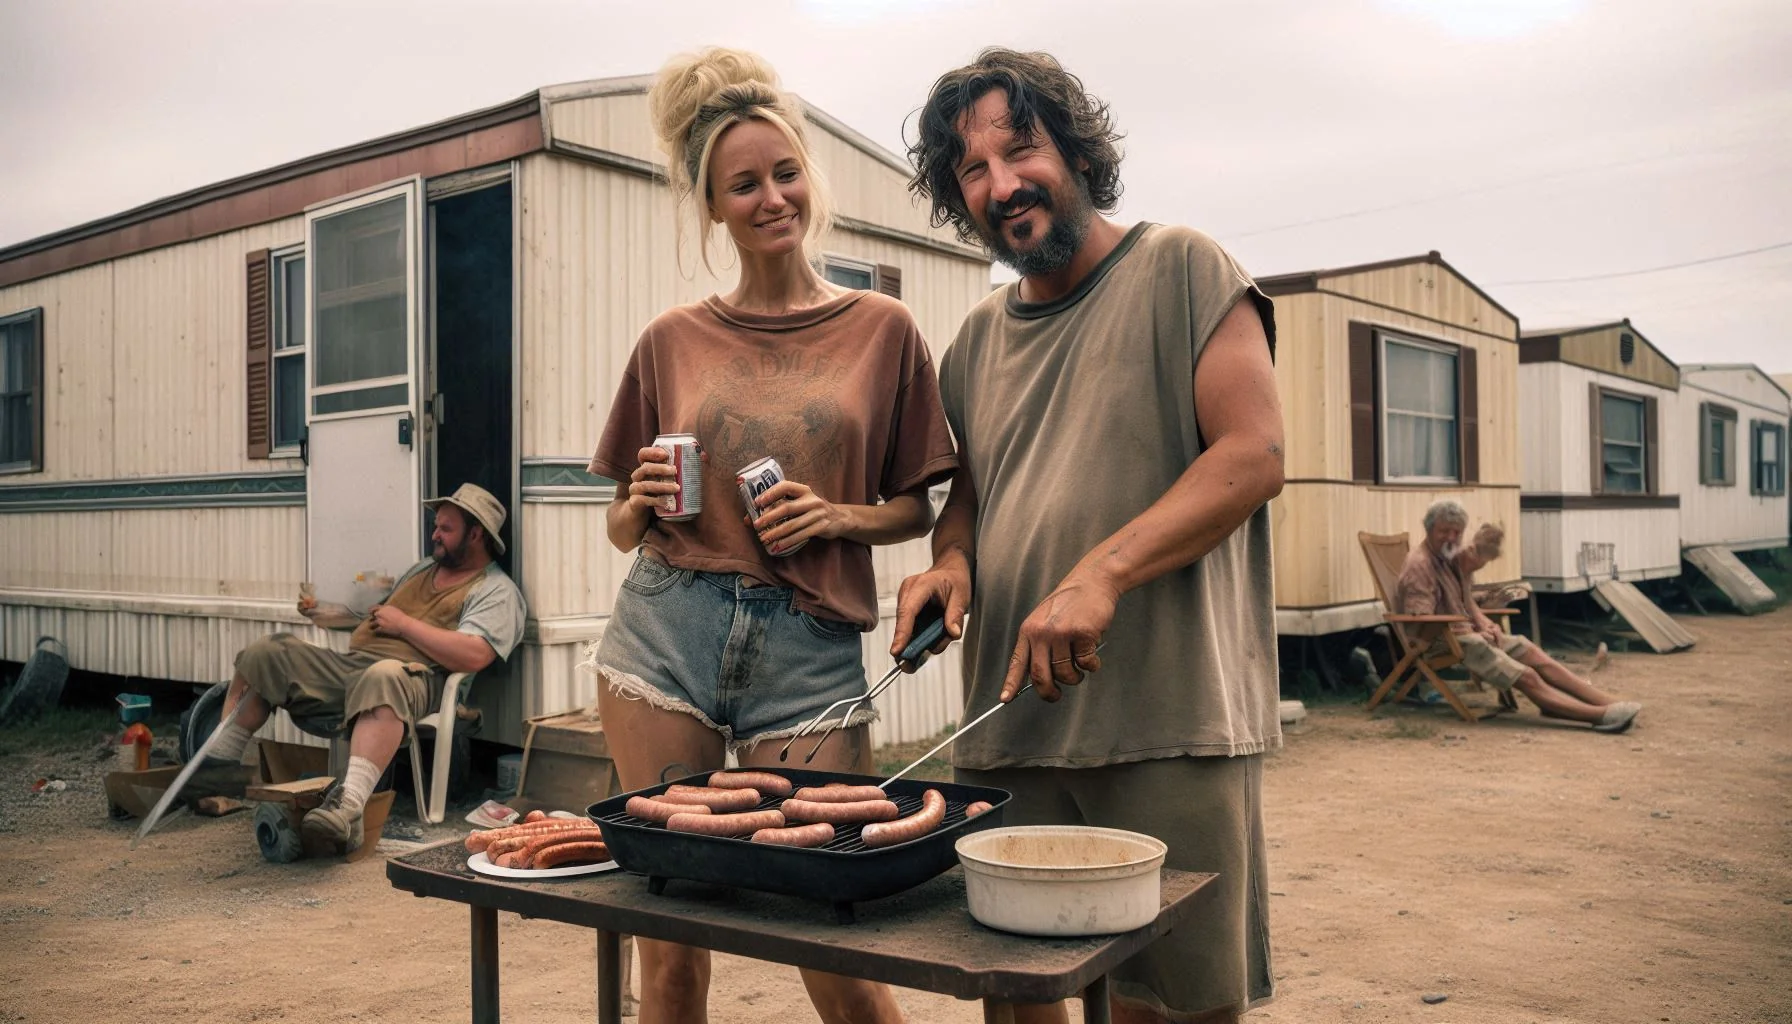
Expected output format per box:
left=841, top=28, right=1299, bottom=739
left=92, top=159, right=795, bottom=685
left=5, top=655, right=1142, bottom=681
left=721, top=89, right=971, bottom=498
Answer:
left=516, top=828, right=608, bottom=868
left=965, top=800, right=994, bottom=818
left=466, top=818, right=589, bottom=852
left=861, top=789, right=947, bottom=849
left=780, top=798, right=901, bottom=825
left=660, top=785, right=763, bottom=812
left=751, top=822, right=836, bottom=847
left=791, top=785, right=887, bottom=803
left=707, top=771, right=794, bottom=797
left=667, top=809, right=786, bottom=836
left=534, top=841, right=613, bottom=868
left=626, top=795, right=713, bottom=823
left=494, top=851, right=523, bottom=868
left=522, top=809, right=548, bottom=823
left=480, top=820, right=598, bottom=856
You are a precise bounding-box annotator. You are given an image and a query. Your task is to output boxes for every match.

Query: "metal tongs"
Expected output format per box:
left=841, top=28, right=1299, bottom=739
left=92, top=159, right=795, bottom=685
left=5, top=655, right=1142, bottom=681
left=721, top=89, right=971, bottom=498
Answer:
left=779, top=600, right=951, bottom=763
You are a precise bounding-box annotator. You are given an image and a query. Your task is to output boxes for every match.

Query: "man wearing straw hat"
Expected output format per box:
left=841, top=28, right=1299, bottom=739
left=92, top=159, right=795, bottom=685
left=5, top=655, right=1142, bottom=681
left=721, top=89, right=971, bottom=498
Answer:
left=198, top=483, right=526, bottom=852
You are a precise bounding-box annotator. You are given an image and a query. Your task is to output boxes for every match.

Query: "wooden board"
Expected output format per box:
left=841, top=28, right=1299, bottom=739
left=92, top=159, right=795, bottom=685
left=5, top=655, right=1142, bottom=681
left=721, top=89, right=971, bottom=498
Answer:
left=246, top=776, right=336, bottom=804
left=1683, top=546, right=1779, bottom=615
left=1592, top=581, right=1696, bottom=653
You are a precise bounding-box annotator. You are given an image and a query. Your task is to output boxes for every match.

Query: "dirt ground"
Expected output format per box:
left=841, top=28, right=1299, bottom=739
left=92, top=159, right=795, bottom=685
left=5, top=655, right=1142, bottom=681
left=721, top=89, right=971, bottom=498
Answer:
left=1, top=606, right=1788, bottom=1024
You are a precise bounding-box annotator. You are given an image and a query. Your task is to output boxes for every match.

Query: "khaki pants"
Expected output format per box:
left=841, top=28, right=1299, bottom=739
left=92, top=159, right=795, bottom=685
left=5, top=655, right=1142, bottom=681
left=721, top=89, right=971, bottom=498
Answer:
left=1425, top=631, right=1533, bottom=690
left=957, top=756, right=1273, bottom=1020
left=235, top=633, right=436, bottom=735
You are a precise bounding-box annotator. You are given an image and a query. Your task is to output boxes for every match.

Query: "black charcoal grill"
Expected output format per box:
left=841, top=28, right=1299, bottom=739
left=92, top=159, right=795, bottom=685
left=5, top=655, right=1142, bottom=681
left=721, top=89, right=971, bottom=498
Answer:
left=587, top=767, right=1009, bottom=922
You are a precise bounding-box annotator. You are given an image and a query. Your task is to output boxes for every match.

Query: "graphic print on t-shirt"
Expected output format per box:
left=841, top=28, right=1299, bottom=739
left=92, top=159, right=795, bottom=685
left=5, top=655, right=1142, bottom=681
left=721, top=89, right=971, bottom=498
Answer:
left=695, top=353, right=848, bottom=489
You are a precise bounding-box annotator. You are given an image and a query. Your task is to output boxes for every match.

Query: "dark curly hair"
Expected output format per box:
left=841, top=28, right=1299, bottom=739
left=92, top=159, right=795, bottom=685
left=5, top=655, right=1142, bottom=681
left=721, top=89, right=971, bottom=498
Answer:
left=907, top=48, right=1124, bottom=246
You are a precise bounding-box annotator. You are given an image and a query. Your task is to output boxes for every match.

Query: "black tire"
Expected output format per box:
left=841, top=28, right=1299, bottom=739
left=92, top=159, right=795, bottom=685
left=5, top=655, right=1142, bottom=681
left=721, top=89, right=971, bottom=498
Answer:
left=180, top=682, right=230, bottom=764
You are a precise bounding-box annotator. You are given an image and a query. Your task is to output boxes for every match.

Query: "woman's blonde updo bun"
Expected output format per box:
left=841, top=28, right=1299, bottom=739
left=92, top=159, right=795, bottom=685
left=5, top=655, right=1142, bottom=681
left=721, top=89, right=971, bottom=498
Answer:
left=648, top=47, right=833, bottom=273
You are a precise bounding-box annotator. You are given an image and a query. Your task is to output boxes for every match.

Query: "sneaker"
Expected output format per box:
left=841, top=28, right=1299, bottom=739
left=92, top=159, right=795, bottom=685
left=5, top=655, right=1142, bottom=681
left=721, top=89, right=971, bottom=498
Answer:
left=300, top=786, right=365, bottom=855
left=1592, top=701, right=1642, bottom=734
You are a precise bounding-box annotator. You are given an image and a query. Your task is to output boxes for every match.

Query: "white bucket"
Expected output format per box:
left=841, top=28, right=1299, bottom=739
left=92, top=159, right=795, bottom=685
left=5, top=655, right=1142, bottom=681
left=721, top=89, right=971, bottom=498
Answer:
left=955, top=825, right=1167, bottom=937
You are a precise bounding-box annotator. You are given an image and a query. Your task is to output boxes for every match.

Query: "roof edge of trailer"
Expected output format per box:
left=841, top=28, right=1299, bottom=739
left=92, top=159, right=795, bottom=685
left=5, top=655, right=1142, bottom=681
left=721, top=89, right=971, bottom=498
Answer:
left=0, top=90, right=544, bottom=270
left=1253, top=250, right=1520, bottom=330
left=1518, top=318, right=1681, bottom=373
left=1680, top=364, right=1792, bottom=404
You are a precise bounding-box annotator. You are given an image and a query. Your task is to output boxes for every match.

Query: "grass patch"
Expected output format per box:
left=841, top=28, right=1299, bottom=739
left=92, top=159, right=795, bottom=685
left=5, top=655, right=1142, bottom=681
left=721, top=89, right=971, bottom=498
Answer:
left=873, top=728, right=955, bottom=783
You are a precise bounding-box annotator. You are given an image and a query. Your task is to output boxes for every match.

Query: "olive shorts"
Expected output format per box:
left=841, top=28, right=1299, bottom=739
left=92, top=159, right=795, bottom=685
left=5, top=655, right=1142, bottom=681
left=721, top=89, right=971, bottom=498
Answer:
left=956, top=755, right=1273, bottom=1020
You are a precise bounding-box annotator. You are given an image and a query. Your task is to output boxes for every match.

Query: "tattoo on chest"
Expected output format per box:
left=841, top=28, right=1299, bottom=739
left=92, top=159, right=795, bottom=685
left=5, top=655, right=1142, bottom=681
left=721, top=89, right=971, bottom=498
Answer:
left=694, top=354, right=848, bottom=482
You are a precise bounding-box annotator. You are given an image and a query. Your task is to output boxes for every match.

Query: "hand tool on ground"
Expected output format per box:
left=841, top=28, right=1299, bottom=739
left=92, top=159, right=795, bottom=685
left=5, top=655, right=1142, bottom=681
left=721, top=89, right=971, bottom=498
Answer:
left=878, top=641, right=1107, bottom=787
left=780, top=599, right=950, bottom=763
left=131, top=698, right=248, bottom=849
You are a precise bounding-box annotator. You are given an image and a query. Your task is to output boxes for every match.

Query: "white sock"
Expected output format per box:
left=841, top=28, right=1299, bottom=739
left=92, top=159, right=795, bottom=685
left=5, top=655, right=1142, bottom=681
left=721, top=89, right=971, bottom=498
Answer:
left=338, top=756, right=381, bottom=818
left=208, top=721, right=252, bottom=763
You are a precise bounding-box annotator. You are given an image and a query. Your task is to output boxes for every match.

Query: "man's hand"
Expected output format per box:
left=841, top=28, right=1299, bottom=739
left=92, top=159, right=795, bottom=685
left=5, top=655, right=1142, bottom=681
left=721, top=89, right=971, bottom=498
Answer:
left=299, top=601, right=362, bottom=630
left=1478, top=623, right=1500, bottom=645
left=1001, top=570, right=1115, bottom=703
left=890, top=555, right=972, bottom=668
left=368, top=604, right=416, bottom=638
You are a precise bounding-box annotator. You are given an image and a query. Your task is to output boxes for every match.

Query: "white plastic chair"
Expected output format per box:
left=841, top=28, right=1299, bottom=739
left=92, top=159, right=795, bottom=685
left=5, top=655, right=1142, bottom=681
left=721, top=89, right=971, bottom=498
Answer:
left=323, top=670, right=474, bottom=825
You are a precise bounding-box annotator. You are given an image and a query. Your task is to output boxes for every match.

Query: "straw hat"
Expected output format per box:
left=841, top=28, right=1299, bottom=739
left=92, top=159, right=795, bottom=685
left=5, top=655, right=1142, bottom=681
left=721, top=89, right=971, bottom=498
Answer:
left=423, top=483, right=508, bottom=555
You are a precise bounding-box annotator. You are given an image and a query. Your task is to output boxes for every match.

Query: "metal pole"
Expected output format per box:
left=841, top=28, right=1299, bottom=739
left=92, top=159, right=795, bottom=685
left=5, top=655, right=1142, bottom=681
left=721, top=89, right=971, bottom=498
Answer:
left=596, top=929, right=623, bottom=1024
left=1082, top=974, right=1112, bottom=1024
left=471, top=905, right=500, bottom=1024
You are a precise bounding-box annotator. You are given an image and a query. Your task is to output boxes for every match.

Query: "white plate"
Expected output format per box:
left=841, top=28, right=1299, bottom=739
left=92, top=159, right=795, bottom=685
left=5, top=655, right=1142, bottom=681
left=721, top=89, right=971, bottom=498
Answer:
left=466, top=851, right=621, bottom=880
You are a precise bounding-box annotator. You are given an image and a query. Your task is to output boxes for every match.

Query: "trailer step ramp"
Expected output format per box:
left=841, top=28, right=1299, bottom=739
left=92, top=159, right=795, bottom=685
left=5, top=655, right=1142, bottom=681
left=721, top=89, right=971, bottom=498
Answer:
left=1591, top=581, right=1697, bottom=653
left=1682, top=546, right=1779, bottom=615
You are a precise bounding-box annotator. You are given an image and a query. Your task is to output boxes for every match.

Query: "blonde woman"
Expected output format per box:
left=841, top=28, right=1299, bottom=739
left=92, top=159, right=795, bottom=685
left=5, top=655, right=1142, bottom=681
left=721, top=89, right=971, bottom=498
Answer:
left=584, top=48, right=955, bottom=1024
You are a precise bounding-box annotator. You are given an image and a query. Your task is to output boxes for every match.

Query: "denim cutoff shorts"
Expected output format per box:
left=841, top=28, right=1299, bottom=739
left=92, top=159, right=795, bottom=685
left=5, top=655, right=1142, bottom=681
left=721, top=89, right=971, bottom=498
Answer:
left=587, top=554, right=873, bottom=747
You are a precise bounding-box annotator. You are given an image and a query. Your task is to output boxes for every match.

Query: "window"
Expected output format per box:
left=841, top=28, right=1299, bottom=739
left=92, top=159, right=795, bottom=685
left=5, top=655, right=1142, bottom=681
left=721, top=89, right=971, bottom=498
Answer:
left=820, top=254, right=877, bottom=291
left=271, top=248, right=306, bottom=452
left=1599, top=391, right=1647, bottom=493
left=1381, top=335, right=1459, bottom=482
left=0, top=307, right=43, bottom=474
left=1753, top=421, right=1786, bottom=496
left=1700, top=403, right=1737, bottom=486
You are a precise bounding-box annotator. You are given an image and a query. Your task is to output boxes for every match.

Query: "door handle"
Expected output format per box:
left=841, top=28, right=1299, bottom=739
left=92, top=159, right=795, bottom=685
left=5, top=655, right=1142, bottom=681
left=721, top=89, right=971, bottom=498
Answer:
left=398, top=414, right=414, bottom=449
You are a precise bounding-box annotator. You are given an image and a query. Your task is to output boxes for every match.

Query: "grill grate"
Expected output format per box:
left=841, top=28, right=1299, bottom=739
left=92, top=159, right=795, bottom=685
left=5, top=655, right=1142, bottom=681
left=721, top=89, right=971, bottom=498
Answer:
left=595, top=788, right=984, bottom=854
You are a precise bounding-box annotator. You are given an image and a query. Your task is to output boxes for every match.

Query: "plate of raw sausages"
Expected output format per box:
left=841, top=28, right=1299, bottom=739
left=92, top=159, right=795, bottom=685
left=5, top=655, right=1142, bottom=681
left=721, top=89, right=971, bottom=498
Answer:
left=464, top=808, right=620, bottom=879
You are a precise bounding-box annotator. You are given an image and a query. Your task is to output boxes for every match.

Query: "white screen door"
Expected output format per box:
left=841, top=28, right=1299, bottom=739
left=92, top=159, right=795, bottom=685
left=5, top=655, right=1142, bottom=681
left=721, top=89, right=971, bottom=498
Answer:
left=304, top=180, right=423, bottom=606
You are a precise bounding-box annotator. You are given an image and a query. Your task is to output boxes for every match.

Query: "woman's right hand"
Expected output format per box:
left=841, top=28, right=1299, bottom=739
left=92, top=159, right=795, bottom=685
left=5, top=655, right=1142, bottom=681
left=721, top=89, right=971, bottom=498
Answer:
left=625, top=446, right=679, bottom=516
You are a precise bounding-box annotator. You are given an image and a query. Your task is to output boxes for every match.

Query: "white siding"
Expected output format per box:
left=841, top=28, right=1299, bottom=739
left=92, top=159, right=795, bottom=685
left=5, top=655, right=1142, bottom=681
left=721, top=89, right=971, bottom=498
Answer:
left=1519, top=507, right=1681, bottom=592
left=1678, top=368, right=1791, bottom=550
left=1519, top=361, right=1678, bottom=495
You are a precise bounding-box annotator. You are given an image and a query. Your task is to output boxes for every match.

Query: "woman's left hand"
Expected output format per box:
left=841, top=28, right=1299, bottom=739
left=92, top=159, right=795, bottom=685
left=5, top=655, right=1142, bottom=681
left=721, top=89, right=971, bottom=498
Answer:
left=745, top=480, right=853, bottom=554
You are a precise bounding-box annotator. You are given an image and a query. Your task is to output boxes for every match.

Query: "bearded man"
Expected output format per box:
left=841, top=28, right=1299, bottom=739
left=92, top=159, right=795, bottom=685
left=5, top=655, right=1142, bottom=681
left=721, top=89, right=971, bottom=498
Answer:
left=892, top=48, right=1286, bottom=1024
left=199, top=483, right=525, bottom=851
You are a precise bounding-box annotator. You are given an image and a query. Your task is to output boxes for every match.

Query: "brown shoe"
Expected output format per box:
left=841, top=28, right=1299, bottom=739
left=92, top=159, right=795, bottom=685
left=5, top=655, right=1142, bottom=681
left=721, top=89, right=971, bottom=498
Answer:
left=299, top=787, right=364, bottom=855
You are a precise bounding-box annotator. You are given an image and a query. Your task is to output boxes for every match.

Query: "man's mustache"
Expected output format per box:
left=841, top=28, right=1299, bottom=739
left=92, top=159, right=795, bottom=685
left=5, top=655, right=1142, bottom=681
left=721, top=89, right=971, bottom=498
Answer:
left=988, top=185, right=1051, bottom=223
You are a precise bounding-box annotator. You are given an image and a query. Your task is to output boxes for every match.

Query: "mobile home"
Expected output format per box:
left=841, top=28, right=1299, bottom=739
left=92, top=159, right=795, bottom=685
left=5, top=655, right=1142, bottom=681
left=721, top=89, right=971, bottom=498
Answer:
left=1256, top=252, right=1522, bottom=636
left=1516, top=320, right=1682, bottom=593
left=0, top=76, right=991, bottom=748
left=1676, top=364, right=1789, bottom=553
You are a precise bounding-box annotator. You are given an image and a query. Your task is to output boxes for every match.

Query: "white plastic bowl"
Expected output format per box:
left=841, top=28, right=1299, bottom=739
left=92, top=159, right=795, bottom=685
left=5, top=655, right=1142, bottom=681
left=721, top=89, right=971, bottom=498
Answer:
left=954, top=825, right=1167, bottom=937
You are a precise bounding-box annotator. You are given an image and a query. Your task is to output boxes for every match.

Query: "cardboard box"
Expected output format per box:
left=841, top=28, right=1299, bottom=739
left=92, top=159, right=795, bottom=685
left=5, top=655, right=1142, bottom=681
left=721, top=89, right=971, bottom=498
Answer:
left=514, top=708, right=621, bottom=816
left=104, top=765, right=185, bottom=819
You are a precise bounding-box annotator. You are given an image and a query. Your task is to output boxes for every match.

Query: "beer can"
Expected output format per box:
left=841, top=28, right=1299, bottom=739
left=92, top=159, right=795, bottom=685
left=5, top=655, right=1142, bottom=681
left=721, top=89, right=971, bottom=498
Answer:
left=652, top=433, right=703, bottom=521
left=737, top=455, right=807, bottom=556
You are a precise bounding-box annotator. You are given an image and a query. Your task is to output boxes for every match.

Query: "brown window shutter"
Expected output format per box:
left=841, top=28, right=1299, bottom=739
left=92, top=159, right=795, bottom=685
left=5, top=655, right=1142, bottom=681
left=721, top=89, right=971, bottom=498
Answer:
left=1348, top=322, right=1377, bottom=482
left=1698, top=402, right=1712, bottom=485
left=1750, top=422, right=1762, bottom=495
left=245, top=249, right=272, bottom=459
left=1459, top=346, right=1479, bottom=484
left=1588, top=382, right=1604, bottom=494
left=1643, top=394, right=1659, bottom=494
left=875, top=263, right=902, bottom=300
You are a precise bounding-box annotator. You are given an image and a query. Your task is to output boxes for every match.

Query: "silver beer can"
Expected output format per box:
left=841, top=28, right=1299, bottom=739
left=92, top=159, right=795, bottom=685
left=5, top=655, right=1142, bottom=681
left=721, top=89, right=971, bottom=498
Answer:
left=652, top=433, right=703, bottom=522
left=737, top=455, right=807, bottom=556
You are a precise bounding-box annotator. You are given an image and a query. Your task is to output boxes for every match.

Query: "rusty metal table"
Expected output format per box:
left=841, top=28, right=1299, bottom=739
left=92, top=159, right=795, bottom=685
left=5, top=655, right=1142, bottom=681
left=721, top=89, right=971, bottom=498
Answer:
left=387, top=840, right=1215, bottom=1024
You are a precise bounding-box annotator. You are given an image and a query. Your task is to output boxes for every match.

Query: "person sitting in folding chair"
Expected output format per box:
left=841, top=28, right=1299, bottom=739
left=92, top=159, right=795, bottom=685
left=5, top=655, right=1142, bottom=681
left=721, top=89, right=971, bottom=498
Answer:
left=198, top=483, right=525, bottom=852
left=1396, top=502, right=1641, bottom=734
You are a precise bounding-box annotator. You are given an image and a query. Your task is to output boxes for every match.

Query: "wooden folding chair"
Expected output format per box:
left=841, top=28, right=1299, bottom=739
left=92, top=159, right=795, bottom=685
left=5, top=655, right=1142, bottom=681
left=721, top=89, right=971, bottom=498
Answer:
left=1357, top=531, right=1511, bottom=723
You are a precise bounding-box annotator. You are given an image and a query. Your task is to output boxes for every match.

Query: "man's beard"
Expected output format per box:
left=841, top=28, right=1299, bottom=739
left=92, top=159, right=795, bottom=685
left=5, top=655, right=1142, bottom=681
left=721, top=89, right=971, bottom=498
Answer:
left=435, top=537, right=470, bottom=569
left=980, top=178, right=1093, bottom=278
left=1440, top=542, right=1462, bottom=560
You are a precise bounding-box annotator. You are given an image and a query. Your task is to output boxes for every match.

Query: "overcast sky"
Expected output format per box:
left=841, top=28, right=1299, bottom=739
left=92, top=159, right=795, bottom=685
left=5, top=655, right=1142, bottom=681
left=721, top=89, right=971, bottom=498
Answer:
left=3, top=0, right=1787, bottom=369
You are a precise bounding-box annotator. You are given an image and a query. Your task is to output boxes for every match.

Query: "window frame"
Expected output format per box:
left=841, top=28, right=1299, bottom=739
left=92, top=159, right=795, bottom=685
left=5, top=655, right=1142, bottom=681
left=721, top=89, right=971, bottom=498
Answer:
left=1377, top=331, right=1461, bottom=485
left=1701, top=402, right=1738, bottom=487
left=1752, top=419, right=1786, bottom=497
left=269, top=245, right=307, bottom=457
left=1592, top=385, right=1651, bottom=495
left=819, top=253, right=880, bottom=292
left=0, top=306, right=44, bottom=476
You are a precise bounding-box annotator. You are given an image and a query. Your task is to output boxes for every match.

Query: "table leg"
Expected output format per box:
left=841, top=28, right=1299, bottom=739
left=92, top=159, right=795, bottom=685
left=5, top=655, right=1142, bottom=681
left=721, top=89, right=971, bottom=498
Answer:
left=596, top=929, right=622, bottom=1024
left=471, top=905, right=499, bottom=1024
left=1082, top=973, right=1112, bottom=1024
